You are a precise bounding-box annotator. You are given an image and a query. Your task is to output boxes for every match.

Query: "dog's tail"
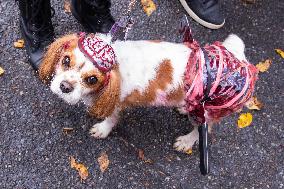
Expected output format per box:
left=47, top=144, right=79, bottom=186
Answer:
left=222, top=34, right=247, bottom=61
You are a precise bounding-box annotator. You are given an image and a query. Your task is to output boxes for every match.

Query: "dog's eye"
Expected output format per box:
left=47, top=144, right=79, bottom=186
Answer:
left=85, top=76, right=98, bottom=85
left=62, top=56, right=71, bottom=67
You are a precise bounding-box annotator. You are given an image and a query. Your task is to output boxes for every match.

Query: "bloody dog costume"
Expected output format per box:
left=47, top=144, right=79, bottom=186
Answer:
left=184, top=39, right=258, bottom=124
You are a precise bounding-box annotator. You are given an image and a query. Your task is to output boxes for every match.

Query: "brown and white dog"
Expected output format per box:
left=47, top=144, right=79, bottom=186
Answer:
left=39, top=33, right=256, bottom=153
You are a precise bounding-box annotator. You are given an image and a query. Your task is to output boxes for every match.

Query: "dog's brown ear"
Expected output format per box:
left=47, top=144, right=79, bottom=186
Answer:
left=88, top=66, right=121, bottom=119
left=39, top=34, right=79, bottom=83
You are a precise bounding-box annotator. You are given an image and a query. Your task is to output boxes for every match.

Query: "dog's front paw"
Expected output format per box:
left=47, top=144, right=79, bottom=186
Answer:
left=90, top=122, right=113, bottom=139
left=174, top=128, right=199, bottom=153
left=176, top=107, right=188, bottom=115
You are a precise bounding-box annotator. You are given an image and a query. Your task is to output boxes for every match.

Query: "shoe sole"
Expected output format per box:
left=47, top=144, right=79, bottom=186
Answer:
left=179, top=0, right=225, bottom=29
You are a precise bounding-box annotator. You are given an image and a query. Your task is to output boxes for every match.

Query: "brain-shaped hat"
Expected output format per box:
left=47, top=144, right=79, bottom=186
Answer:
left=78, top=33, right=116, bottom=72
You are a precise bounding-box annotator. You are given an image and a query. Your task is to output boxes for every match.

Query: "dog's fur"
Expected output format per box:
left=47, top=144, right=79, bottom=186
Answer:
left=39, top=33, right=248, bottom=152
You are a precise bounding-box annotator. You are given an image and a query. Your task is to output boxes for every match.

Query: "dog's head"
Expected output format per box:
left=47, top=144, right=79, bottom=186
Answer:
left=39, top=33, right=119, bottom=108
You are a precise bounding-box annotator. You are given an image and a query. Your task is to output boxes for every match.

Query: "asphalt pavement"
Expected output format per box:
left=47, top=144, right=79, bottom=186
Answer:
left=0, top=0, right=283, bottom=188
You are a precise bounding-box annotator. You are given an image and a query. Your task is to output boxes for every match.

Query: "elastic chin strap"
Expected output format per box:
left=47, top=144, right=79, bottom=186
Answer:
left=102, top=72, right=110, bottom=89
left=95, top=72, right=111, bottom=94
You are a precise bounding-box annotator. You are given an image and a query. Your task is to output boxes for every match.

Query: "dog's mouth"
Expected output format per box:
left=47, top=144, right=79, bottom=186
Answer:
left=53, top=88, right=81, bottom=105
left=50, top=79, right=81, bottom=105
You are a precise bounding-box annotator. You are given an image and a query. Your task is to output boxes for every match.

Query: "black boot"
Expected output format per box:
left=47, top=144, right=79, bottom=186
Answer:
left=71, top=0, right=115, bottom=33
left=18, top=0, right=55, bottom=70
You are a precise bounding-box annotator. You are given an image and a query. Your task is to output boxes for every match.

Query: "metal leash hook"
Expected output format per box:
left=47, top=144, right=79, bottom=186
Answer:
left=199, top=102, right=210, bottom=175
left=179, top=15, right=194, bottom=43
left=110, top=0, right=137, bottom=42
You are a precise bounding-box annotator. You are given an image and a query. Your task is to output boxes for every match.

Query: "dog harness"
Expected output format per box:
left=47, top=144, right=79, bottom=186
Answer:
left=184, top=40, right=258, bottom=124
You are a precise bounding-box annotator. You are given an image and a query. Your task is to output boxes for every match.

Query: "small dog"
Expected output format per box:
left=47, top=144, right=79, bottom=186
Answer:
left=39, top=33, right=257, bottom=153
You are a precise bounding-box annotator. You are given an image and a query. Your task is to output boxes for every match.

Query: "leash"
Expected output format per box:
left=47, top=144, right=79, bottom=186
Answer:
left=180, top=15, right=211, bottom=175
left=198, top=120, right=210, bottom=175
left=110, top=0, right=137, bottom=42
left=199, top=48, right=212, bottom=175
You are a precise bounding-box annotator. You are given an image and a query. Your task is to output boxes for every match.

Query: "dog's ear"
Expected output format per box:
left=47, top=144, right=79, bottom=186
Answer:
left=39, top=34, right=79, bottom=83
left=88, top=66, right=121, bottom=119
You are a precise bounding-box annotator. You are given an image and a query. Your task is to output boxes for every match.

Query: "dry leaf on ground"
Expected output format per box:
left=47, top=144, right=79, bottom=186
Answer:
left=63, top=127, right=74, bottom=134
left=241, top=0, right=256, bottom=4
left=275, top=49, right=284, bottom=59
left=137, top=149, right=153, bottom=163
left=14, top=39, right=25, bottom=48
left=256, top=59, right=272, bottom=72
left=70, top=156, right=89, bottom=181
left=64, top=0, right=71, bottom=13
left=237, top=113, right=253, bottom=128
left=98, top=152, right=109, bottom=172
left=245, top=96, right=263, bottom=110
left=141, top=0, right=156, bottom=16
left=138, top=149, right=145, bottom=160
left=0, top=67, right=4, bottom=76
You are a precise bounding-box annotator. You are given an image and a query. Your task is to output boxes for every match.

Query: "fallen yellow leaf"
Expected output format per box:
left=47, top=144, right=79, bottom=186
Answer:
left=237, top=113, right=253, bottom=128
left=14, top=39, right=25, bottom=48
left=70, top=156, right=89, bottom=181
left=275, top=49, right=284, bottom=59
left=256, top=59, right=272, bottom=72
left=0, top=67, right=4, bottom=76
left=141, top=0, right=156, bottom=16
left=64, top=0, right=71, bottom=13
left=144, top=159, right=154, bottom=164
left=185, top=149, right=192, bottom=155
left=245, top=96, right=263, bottom=110
left=98, top=152, right=109, bottom=172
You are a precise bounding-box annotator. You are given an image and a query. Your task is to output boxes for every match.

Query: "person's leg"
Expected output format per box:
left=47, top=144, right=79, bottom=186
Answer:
left=18, top=0, right=55, bottom=70
left=178, top=0, right=225, bottom=29
left=71, top=0, right=115, bottom=33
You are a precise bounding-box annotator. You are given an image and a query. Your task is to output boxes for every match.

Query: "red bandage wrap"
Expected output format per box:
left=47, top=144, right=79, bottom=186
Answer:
left=78, top=33, right=116, bottom=73
left=184, top=41, right=258, bottom=124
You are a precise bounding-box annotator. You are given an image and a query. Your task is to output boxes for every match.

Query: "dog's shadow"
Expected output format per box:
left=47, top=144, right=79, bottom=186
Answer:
left=61, top=102, right=194, bottom=150
left=113, top=107, right=194, bottom=152
left=59, top=103, right=197, bottom=162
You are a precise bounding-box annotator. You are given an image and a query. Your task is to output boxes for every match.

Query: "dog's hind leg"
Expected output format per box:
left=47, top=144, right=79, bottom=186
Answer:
left=176, top=106, right=188, bottom=115
left=174, top=126, right=199, bottom=153
left=174, top=122, right=213, bottom=153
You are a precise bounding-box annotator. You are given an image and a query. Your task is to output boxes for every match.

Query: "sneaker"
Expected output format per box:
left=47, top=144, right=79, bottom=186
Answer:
left=71, top=0, right=115, bottom=33
left=18, top=0, right=55, bottom=70
left=179, top=0, right=225, bottom=29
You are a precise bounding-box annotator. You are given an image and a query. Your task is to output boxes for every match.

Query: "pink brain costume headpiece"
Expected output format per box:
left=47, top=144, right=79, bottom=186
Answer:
left=78, top=33, right=116, bottom=73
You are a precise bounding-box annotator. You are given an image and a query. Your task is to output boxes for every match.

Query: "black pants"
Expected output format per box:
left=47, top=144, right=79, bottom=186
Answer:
left=84, top=0, right=111, bottom=9
left=19, top=0, right=112, bottom=22
left=20, top=0, right=111, bottom=10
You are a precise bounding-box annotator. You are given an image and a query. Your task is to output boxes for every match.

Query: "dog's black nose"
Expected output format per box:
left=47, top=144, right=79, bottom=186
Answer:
left=60, top=81, right=74, bottom=93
